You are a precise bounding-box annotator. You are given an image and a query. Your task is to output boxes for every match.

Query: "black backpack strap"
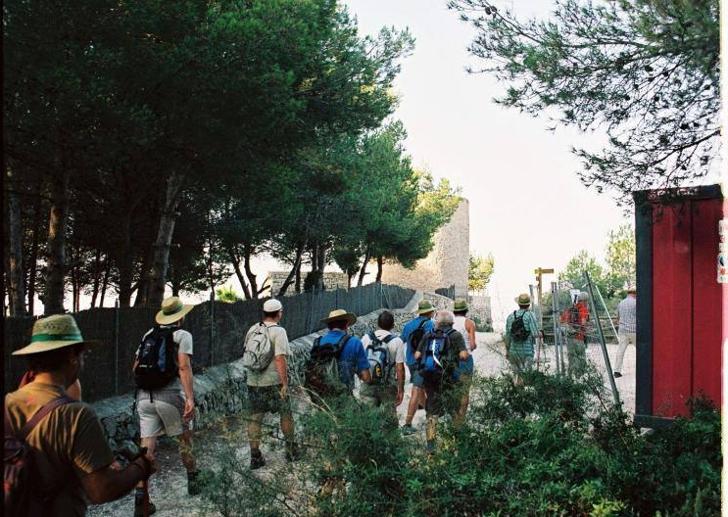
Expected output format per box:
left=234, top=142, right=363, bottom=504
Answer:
left=382, top=334, right=396, bottom=344
left=367, top=331, right=379, bottom=347
left=18, top=395, right=74, bottom=440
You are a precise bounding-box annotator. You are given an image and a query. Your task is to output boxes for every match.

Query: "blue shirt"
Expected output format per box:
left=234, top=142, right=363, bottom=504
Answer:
left=401, top=316, right=435, bottom=365
left=318, top=329, right=369, bottom=389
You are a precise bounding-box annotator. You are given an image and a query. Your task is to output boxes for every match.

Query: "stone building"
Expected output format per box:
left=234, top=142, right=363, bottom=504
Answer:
left=266, top=271, right=349, bottom=296
left=381, top=198, right=470, bottom=298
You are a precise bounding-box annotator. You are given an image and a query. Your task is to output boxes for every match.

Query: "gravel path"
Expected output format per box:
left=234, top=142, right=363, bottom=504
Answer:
left=88, top=332, right=636, bottom=516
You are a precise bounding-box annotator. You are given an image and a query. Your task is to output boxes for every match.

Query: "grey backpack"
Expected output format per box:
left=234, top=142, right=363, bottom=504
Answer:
left=243, top=323, right=276, bottom=372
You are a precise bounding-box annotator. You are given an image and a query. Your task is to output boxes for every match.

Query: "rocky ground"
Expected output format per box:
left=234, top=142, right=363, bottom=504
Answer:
left=88, top=331, right=636, bottom=516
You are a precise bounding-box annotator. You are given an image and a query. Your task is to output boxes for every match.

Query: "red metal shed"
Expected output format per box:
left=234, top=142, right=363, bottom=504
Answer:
left=633, top=184, right=726, bottom=427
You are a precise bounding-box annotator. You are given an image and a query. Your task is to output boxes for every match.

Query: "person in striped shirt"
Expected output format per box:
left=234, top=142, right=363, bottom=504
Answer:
left=613, top=287, right=637, bottom=378
left=504, top=293, right=541, bottom=384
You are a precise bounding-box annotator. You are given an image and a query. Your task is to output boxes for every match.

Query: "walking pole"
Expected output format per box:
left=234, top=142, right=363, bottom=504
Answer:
left=584, top=271, right=620, bottom=405
left=550, top=282, right=561, bottom=375
left=593, top=282, right=619, bottom=343
left=554, top=283, right=566, bottom=375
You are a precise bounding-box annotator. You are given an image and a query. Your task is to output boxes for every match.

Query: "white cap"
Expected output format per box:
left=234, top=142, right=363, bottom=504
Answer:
left=263, top=299, right=283, bottom=312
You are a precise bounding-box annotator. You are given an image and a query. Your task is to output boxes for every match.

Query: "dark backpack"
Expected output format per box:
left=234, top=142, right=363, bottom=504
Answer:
left=4, top=396, right=73, bottom=515
left=366, top=332, right=396, bottom=384
left=419, top=328, right=457, bottom=381
left=134, top=327, right=178, bottom=391
left=407, top=318, right=429, bottom=356
left=510, top=311, right=531, bottom=342
left=304, top=333, right=351, bottom=399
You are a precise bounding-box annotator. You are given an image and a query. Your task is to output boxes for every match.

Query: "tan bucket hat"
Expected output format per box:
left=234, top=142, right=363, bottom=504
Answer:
left=12, top=314, right=99, bottom=356
left=321, top=309, right=357, bottom=326
left=155, top=296, right=194, bottom=325
left=416, top=300, right=435, bottom=315
left=515, top=293, right=531, bottom=306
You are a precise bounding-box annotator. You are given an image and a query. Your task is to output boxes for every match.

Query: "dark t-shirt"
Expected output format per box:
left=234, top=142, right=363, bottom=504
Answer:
left=5, top=382, right=114, bottom=516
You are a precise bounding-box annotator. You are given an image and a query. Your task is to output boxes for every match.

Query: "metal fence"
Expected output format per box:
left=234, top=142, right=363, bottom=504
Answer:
left=4, top=283, right=414, bottom=402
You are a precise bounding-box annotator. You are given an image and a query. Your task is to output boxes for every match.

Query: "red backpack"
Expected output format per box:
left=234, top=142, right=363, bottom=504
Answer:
left=4, top=396, right=73, bottom=515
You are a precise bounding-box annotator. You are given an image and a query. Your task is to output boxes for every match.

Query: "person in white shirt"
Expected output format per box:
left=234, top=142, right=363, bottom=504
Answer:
left=452, top=299, right=477, bottom=427
left=613, top=287, right=637, bottom=378
left=360, top=310, right=406, bottom=415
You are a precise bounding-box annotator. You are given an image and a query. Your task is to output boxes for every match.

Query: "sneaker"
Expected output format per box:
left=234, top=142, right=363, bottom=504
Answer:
left=285, top=445, right=302, bottom=463
left=187, top=470, right=201, bottom=496
left=250, top=449, right=266, bottom=470
left=401, top=424, right=417, bottom=436
left=613, top=372, right=622, bottom=378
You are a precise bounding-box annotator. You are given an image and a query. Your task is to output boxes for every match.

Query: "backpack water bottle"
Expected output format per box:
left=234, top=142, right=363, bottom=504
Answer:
left=134, top=327, right=178, bottom=391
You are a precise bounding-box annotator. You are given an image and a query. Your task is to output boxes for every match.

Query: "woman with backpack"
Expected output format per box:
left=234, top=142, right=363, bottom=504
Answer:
left=504, top=293, right=541, bottom=385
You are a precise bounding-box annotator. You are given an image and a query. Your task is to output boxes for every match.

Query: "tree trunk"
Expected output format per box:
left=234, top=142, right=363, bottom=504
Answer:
left=5, top=169, right=26, bottom=316
left=278, top=243, right=304, bottom=297
left=90, top=249, right=102, bottom=308
left=147, top=172, right=184, bottom=308
left=357, top=246, right=371, bottom=287
left=134, top=245, right=153, bottom=307
left=229, top=250, right=252, bottom=300
left=295, top=259, right=302, bottom=293
left=27, top=186, right=42, bottom=315
left=99, top=259, right=110, bottom=308
left=376, top=255, right=384, bottom=283
left=243, top=244, right=259, bottom=299
left=316, top=244, right=326, bottom=291
left=44, top=170, right=70, bottom=315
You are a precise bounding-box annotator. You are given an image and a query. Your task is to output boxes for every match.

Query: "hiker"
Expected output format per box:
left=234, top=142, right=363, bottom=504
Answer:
left=305, top=308, right=371, bottom=402
left=359, top=310, right=406, bottom=414
left=243, top=299, right=298, bottom=470
left=413, top=310, right=469, bottom=451
left=613, top=287, right=637, bottom=378
left=5, top=314, right=155, bottom=516
left=132, top=296, right=199, bottom=515
left=560, top=291, right=590, bottom=377
left=400, top=299, right=436, bottom=435
left=452, top=299, right=477, bottom=428
left=504, top=293, right=541, bottom=384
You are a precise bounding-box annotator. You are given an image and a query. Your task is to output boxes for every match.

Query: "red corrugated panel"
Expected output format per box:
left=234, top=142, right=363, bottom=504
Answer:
left=652, top=203, right=692, bottom=417
left=691, top=198, right=723, bottom=406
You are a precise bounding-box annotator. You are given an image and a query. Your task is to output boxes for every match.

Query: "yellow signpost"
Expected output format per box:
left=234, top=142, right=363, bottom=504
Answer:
left=534, top=267, right=554, bottom=308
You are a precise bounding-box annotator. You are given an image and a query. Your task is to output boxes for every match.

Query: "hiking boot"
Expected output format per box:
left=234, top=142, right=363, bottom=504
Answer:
left=134, top=492, right=156, bottom=517
left=401, top=424, right=417, bottom=436
left=250, top=449, right=266, bottom=470
left=613, top=372, right=622, bottom=378
left=285, top=444, right=302, bottom=463
left=187, top=470, right=201, bottom=496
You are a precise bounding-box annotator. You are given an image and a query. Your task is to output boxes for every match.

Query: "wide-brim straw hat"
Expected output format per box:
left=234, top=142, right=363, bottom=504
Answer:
left=321, top=309, right=357, bottom=326
left=12, top=314, right=100, bottom=356
left=155, top=296, right=194, bottom=325
left=416, top=300, right=436, bottom=315
left=453, top=299, right=468, bottom=312
left=515, top=293, right=531, bottom=306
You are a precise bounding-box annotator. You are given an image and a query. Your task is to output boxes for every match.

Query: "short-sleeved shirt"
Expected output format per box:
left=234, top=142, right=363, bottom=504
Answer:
left=318, top=329, right=369, bottom=390
left=245, top=322, right=290, bottom=387
left=136, top=326, right=193, bottom=400
left=5, top=382, right=115, bottom=516
left=401, top=316, right=435, bottom=365
left=505, top=309, right=540, bottom=357
left=617, top=296, right=637, bottom=334
left=360, top=330, right=405, bottom=391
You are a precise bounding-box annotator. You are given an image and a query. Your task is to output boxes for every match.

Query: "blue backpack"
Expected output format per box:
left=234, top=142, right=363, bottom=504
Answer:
left=420, top=328, right=457, bottom=380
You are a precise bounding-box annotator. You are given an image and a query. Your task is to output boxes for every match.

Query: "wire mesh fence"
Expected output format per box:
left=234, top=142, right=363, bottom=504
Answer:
left=3, top=283, right=414, bottom=402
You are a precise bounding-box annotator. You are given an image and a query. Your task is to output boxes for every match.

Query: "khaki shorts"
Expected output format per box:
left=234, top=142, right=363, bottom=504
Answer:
left=136, top=390, right=189, bottom=438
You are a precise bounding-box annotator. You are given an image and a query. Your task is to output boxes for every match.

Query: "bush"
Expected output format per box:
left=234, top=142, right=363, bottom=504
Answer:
left=199, top=372, right=721, bottom=516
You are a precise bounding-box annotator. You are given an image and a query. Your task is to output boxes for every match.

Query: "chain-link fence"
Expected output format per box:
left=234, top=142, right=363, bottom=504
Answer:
left=4, top=283, right=414, bottom=402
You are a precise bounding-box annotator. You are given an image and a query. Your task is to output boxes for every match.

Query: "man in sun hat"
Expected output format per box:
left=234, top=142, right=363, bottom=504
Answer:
left=243, top=298, right=299, bottom=470
left=132, top=296, right=198, bottom=514
left=400, top=299, right=436, bottom=435
left=504, top=293, right=541, bottom=384
left=613, top=286, right=637, bottom=378
left=5, top=314, right=155, bottom=515
left=452, top=298, right=477, bottom=427
left=305, top=308, right=371, bottom=400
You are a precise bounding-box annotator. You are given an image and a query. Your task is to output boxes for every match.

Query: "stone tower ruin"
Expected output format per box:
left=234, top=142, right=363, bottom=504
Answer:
left=381, top=198, right=469, bottom=298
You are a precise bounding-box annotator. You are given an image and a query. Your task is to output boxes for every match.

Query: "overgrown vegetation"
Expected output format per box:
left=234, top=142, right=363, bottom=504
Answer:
left=198, top=371, right=720, bottom=516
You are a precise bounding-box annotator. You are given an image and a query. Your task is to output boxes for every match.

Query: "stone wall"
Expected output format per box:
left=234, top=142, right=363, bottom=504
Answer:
left=381, top=199, right=469, bottom=298
left=266, top=271, right=349, bottom=296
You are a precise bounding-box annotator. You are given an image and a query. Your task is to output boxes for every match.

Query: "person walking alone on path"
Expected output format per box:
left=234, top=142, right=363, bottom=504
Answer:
left=452, top=299, right=477, bottom=428
left=132, top=296, right=199, bottom=515
left=613, top=287, right=637, bottom=378
left=5, top=315, right=155, bottom=516
left=243, top=299, right=298, bottom=469
left=504, top=293, right=541, bottom=385
left=400, top=300, right=435, bottom=435
left=360, top=310, right=406, bottom=417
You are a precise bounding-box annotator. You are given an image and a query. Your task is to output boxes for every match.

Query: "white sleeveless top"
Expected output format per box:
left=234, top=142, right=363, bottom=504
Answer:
left=453, top=315, right=471, bottom=350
